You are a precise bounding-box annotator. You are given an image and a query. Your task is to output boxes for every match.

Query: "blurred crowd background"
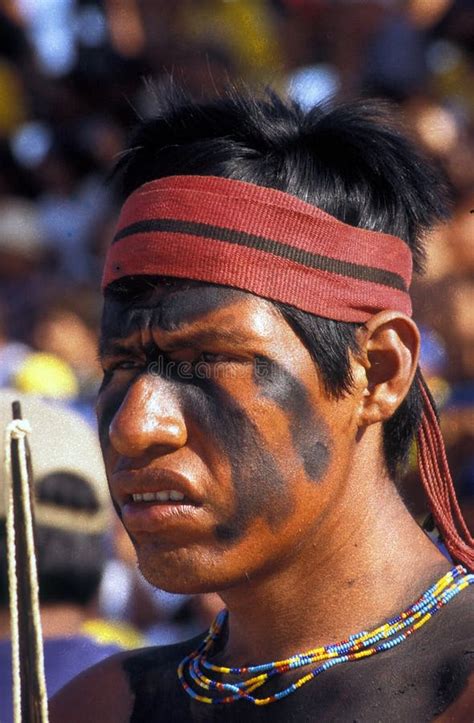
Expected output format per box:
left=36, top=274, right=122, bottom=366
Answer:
left=0, top=0, right=473, bottom=707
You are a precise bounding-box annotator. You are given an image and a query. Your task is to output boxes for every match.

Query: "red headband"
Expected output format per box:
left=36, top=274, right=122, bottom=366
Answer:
left=102, top=175, right=412, bottom=322
left=102, top=175, right=473, bottom=570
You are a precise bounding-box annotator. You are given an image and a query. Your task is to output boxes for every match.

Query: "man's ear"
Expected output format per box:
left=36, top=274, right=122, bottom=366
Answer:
left=354, top=311, right=420, bottom=427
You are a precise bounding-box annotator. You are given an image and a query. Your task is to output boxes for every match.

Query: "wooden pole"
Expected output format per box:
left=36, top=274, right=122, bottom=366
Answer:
left=10, top=401, right=46, bottom=722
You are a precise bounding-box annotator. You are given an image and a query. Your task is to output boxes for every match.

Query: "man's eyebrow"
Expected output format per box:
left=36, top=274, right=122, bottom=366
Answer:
left=161, top=328, right=252, bottom=350
left=98, top=329, right=253, bottom=359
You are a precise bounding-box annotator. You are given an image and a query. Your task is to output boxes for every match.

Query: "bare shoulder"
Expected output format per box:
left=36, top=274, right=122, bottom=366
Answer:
left=49, top=635, right=202, bottom=723
left=49, top=650, right=135, bottom=723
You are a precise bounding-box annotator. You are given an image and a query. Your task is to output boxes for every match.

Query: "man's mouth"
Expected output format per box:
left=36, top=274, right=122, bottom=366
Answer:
left=110, top=466, right=209, bottom=533
left=122, top=489, right=204, bottom=536
left=111, top=466, right=204, bottom=506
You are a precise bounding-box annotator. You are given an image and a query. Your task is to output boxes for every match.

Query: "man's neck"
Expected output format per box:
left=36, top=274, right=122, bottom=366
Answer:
left=216, top=470, right=449, bottom=666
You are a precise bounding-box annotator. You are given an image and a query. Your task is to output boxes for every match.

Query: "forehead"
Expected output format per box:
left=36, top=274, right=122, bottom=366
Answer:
left=100, top=279, right=283, bottom=342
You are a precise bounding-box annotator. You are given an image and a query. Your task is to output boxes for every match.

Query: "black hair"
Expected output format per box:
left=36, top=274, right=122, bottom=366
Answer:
left=0, top=472, right=105, bottom=607
left=109, top=88, right=449, bottom=479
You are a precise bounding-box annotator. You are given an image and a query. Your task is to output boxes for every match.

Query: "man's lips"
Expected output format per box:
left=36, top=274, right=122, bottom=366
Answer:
left=110, top=467, right=205, bottom=508
left=110, top=468, right=210, bottom=535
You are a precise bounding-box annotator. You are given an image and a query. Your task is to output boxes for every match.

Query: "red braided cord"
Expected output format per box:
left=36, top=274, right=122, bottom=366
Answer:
left=418, top=419, right=473, bottom=552
left=417, top=378, right=474, bottom=571
left=420, top=380, right=472, bottom=538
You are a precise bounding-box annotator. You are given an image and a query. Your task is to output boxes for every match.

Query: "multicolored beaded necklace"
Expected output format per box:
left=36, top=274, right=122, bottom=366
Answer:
left=177, top=565, right=473, bottom=706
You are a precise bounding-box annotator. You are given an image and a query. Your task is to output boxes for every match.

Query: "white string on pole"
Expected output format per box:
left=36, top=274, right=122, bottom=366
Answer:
left=4, top=418, right=49, bottom=723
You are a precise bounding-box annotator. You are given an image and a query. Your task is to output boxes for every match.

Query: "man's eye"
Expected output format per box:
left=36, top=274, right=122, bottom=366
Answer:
left=198, top=352, right=230, bottom=363
left=103, top=360, right=143, bottom=374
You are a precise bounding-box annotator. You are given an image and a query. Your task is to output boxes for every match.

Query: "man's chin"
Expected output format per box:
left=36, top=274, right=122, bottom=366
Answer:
left=135, top=544, right=227, bottom=595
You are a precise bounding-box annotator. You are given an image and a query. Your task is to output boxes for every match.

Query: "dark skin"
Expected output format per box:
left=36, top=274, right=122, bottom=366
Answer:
left=50, top=281, right=473, bottom=722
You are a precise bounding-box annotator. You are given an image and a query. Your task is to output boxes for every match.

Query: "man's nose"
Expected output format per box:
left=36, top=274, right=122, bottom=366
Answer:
left=108, top=376, right=187, bottom=458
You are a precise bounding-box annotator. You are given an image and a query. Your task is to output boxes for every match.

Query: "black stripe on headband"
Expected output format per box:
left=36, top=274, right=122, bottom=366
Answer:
left=113, top=218, right=408, bottom=292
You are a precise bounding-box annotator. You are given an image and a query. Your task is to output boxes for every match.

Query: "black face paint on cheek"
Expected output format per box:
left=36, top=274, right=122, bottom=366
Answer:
left=96, top=379, right=134, bottom=523
left=253, top=357, right=331, bottom=482
left=97, top=376, right=123, bottom=451
left=179, top=379, right=293, bottom=543
left=97, top=383, right=144, bottom=546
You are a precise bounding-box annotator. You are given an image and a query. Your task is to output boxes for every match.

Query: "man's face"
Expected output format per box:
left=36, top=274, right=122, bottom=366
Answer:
left=97, top=281, right=360, bottom=593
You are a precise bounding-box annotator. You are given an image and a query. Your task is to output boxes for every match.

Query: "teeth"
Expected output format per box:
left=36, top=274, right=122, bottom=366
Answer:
left=132, top=490, right=185, bottom=503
